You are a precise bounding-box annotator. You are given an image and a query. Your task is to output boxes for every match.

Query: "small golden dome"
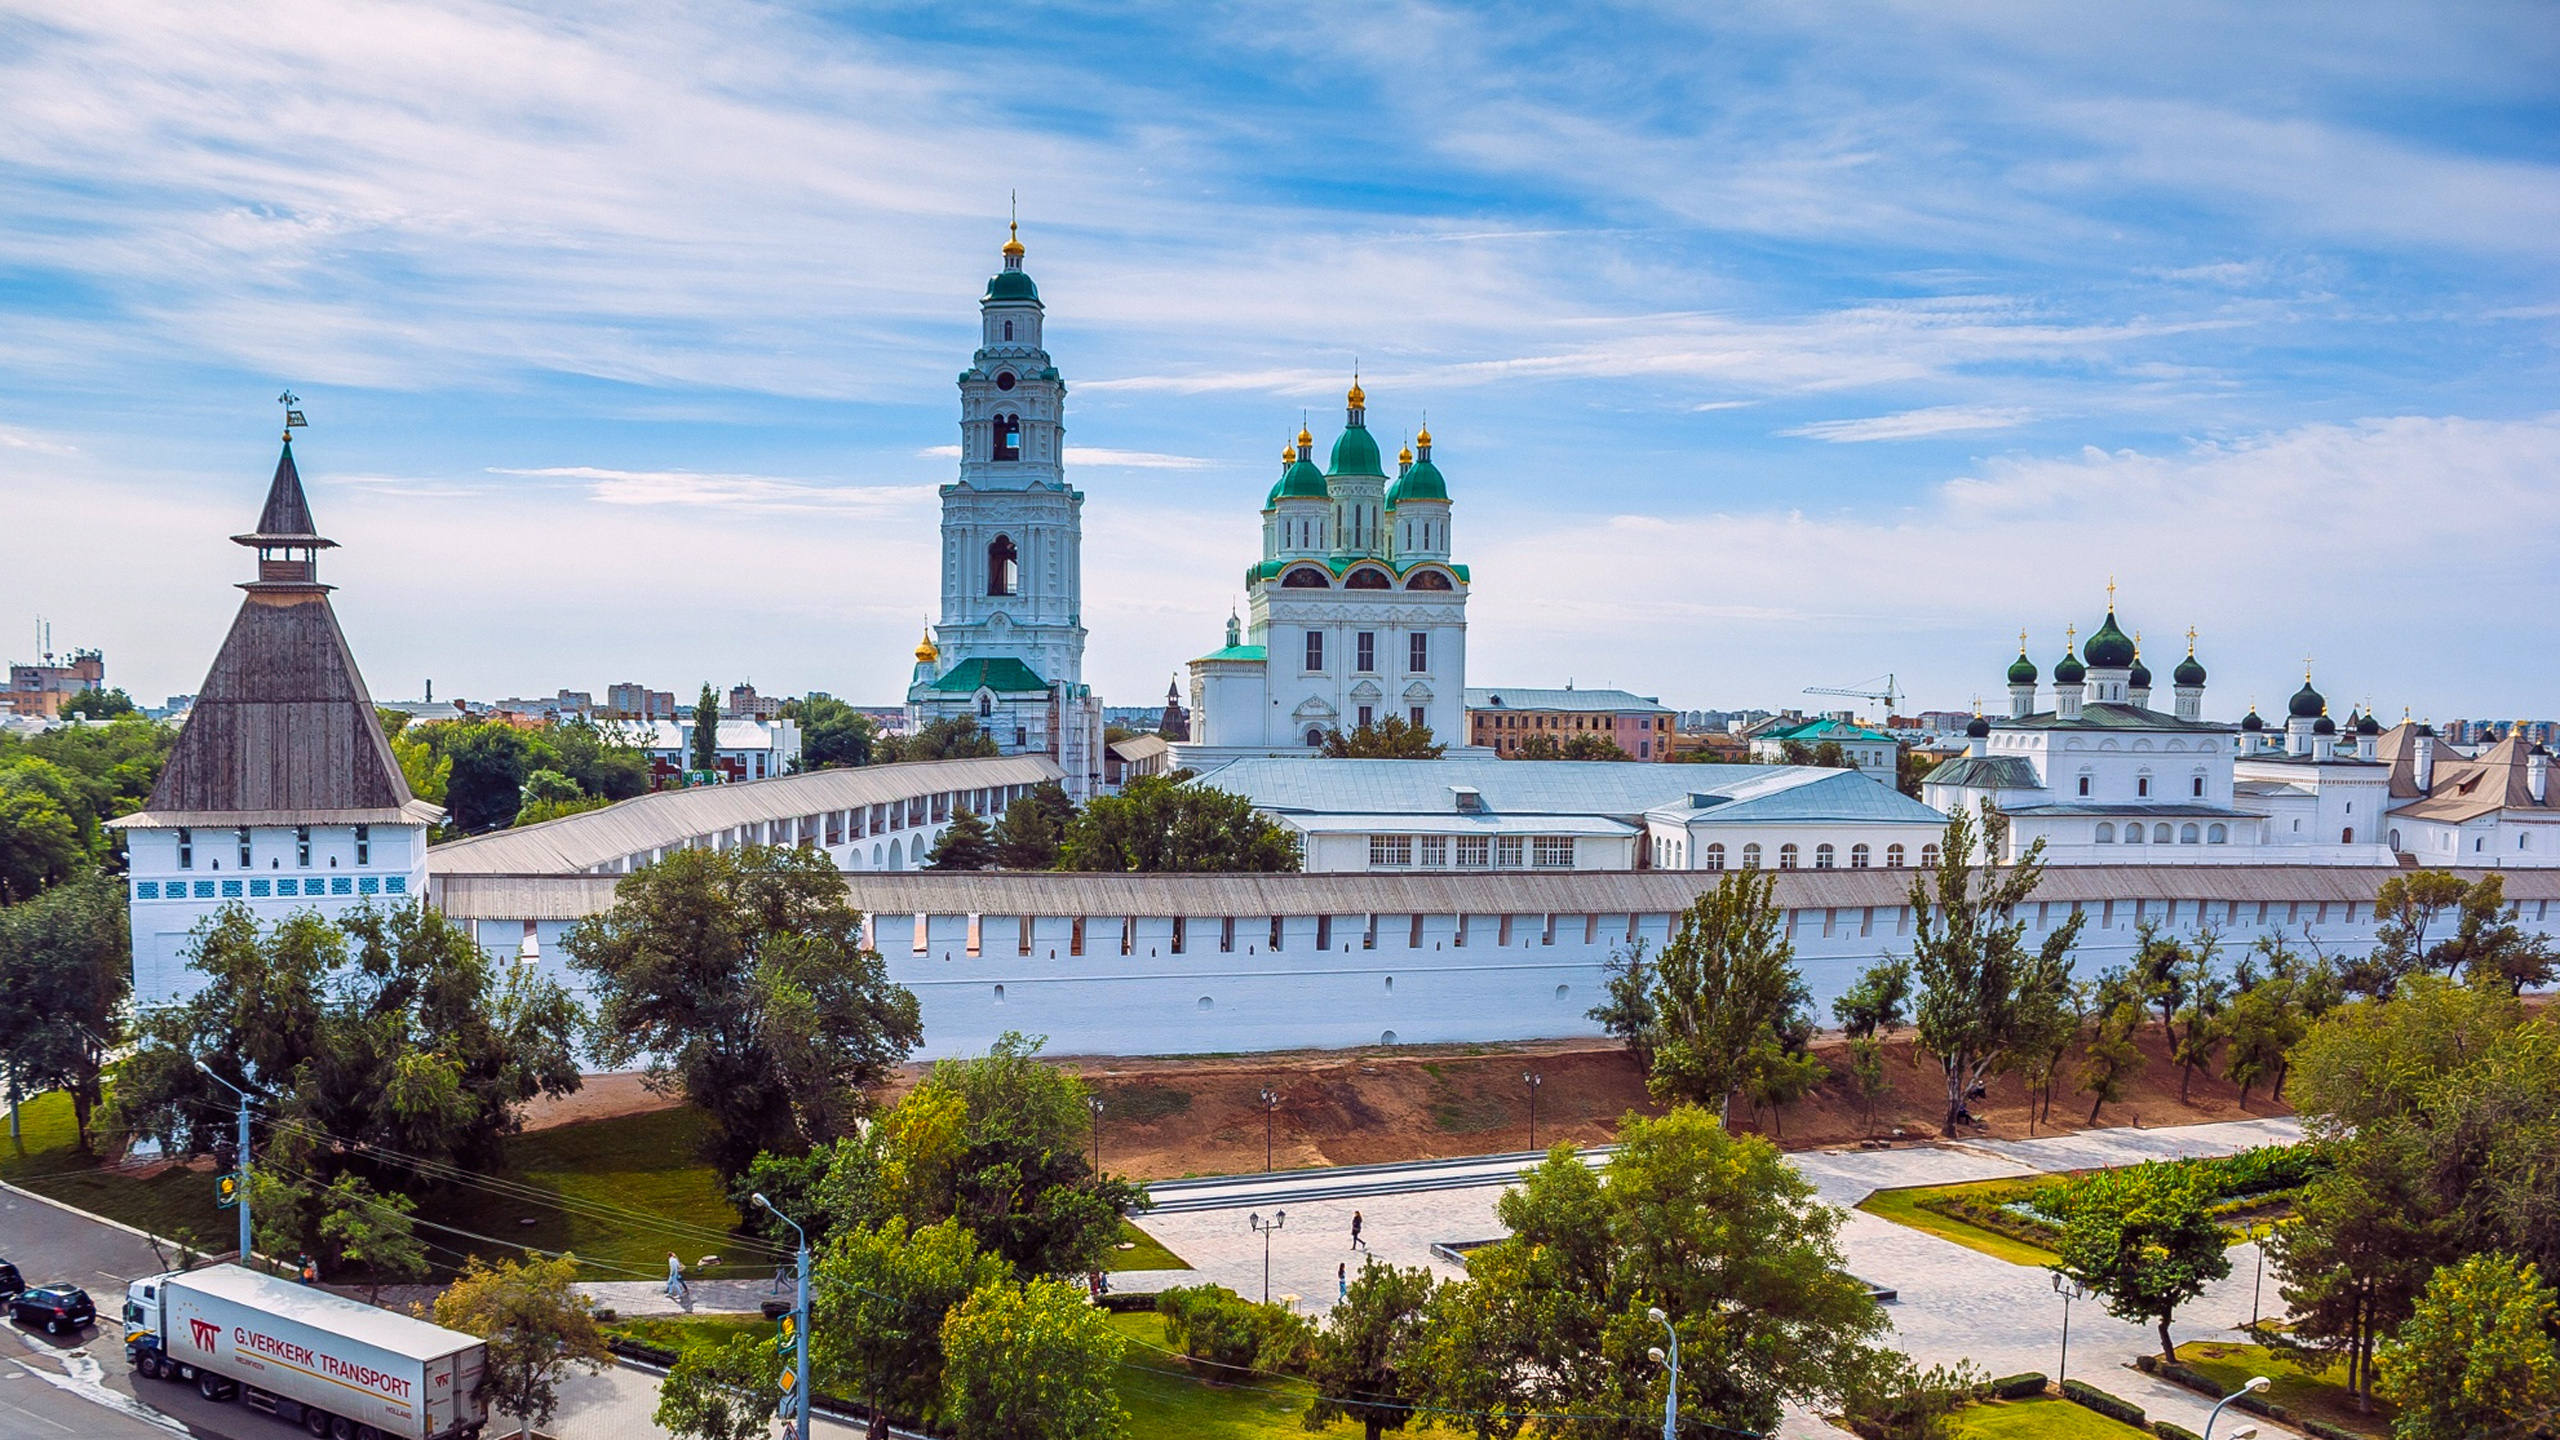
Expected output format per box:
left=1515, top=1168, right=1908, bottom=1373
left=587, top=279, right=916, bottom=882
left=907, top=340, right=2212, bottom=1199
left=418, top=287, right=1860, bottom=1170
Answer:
left=1416, top=424, right=1432, bottom=447
left=1397, top=443, right=1413, bottom=464
left=1282, top=445, right=1296, bottom=463
left=1346, top=379, right=1365, bottom=408
left=914, top=631, right=939, bottom=664
left=1297, top=424, right=1313, bottom=447
left=1001, top=221, right=1024, bottom=259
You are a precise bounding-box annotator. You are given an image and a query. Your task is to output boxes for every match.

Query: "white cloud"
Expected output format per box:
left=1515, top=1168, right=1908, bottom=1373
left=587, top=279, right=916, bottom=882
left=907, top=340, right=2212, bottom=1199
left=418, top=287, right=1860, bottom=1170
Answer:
left=1783, top=406, right=2036, bottom=443
left=490, top=466, right=933, bottom=514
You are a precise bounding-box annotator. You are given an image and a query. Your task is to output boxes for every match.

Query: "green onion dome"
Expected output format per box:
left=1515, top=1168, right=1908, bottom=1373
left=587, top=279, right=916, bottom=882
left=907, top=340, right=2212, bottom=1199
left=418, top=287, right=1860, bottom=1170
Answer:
left=2313, top=713, right=2337, bottom=736
left=1272, top=429, right=1328, bottom=501
left=2288, top=679, right=2325, bottom=718
left=2356, top=711, right=2381, bottom=736
left=2130, top=656, right=2154, bottom=689
left=984, top=268, right=1039, bottom=303
left=2241, top=709, right=2265, bottom=733
left=2174, top=653, right=2208, bottom=687
left=2083, top=611, right=2137, bottom=668
left=1389, top=425, right=1447, bottom=504
left=1966, top=715, right=1991, bottom=738
left=1328, top=424, right=1383, bottom=478
left=2054, top=648, right=2087, bottom=684
left=2007, top=649, right=2039, bottom=685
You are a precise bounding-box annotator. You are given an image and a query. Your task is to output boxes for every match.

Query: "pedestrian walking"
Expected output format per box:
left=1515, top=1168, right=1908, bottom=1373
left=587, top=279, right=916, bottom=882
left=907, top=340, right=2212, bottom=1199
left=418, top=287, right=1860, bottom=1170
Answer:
left=1350, top=1211, right=1364, bottom=1250
left=1337, top=1262, right=1347, bottom=1301
left=665, top=1252, right=689, bottom=1303
left=298, top=1255, right=317, bottom=1286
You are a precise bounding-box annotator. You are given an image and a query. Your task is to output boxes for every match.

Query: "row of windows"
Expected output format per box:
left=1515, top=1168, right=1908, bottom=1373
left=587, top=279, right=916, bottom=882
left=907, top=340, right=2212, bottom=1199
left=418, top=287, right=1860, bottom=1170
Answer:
left=620, top=783, right=1040, bottom=870
left=1477, top=712, right=1670, bottom=732
left=2094, top=823, right=2230, bottom=844
left=173, top=825, right=372, bottom=870
left=2073, top=774, right=2209, bottom=798
left=1305, top=630, right=1431, bottom=674
left=1695, top=840, right=1942, bottom=871
left=1278, top=565, right=1455, bottom=592
left=1367, top=834, right=1577, bottom=869
left=138, top=875, right=403, bottom=900
left=922, top=910, right=1662, bottom=957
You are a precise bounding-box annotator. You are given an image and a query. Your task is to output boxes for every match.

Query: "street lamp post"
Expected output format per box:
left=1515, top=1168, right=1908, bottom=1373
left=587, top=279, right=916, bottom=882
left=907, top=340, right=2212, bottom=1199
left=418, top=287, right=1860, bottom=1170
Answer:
left=197, top=1062, right=254, bottom=1266
left=2052, top=1272, right=2091, bottom=1385
left=2203, top=1378, right=2272, bottom=1440
left=2248, top=1223, right=2270, bottom=1328
left=1088, top=1095, right=1105, bottom=1173
left=1523, top=1072, right=1543, bottom=1150
left=1259, top=1087, right=1280, bottom=1173
left=750, top=1193, right=813, bottom=1440
left=1248, top=1210, right=1286, bottom=1304
left=1644, top=1306, right=1679, bottom=1440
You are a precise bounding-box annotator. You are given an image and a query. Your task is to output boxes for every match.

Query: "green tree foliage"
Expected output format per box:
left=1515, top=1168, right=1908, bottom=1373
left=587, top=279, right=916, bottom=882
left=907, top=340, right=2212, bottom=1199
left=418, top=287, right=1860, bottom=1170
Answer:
left=2373, top=1252, right=2560, bottom=1439
left=59, top=687, right=138, bottom=719
left=382, top=716, right=643, bottom=831
left=1812, top=739, right=1849, bottom=768
left=1587, top=938, right=1659, bottom=1068
left=2270, top=1126, right=2460, bottom=1406
left=433, top=1253, right=613, bottom=1440
left=993, top=783, right=1075, bottom=869
left=0, top=872, right=128, bottom=1148
left=938, top=1276, right=1129, bottom=1440
left=656, top=1331, right=781, bottom=1440
left=0, top=758, right=87, bottom=901
left=2435, top=873, right=2558, bottom=995
left=0, top=715, right=173, bottom=890
left=1560, top=732, right=1633, bottom=761
left=1833, top=957, right=1913, bottom=1038
left=1154, top=1283, right=1312, bottom=1377
left=794, top=1033, right=1145, bottom=1278
left=115, top=904, right=581, bottom=1178
left=565, top=845, right=921, bottom=1182
left=1059, top=773, right=1299, bottom=872
left=690, top=684, right=720, bottom=773
left=315, top=1175, right=428, bottom=1304
left=811, top=1217, right=1007, bottom=1431
left=1778, top=738, right=1816, bottom=765
left=542, top=718, right=650, bottom=801
left=784, top=694, right=877, bottom=770
left=883, top=715, right=1001, bottom=763
left=380, top=710, right=450, bottom=805
left=1895, top=748, right=1938, bottom=798
left=2166, top=931, right=2230, bottom=1103
left=1320, top=717, right=1445, bottom=758
left=442, top=723, right=531, bottom=832
left=1846, top=1036, right=1891, bottom=1136
left=926, top=808, right=998, bottom=870
left=2049, top=1163, right=2231, bottom=1362
left=1909, top=803, right=2084, bottom=1136
left=1838, top=1356, right=1990, bottom=1440
left=1304, top=1260, right=1437, bottom=1440
left=2076, top=976, right=2148, bottom=1124
left=1638, top=870, right=1813, bottom=1124
left=1415, top=1109, right=1888, bottom=1435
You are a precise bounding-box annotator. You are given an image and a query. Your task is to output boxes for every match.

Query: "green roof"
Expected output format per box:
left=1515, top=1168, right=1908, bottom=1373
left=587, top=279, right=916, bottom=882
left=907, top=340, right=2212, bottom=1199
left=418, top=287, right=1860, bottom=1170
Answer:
left=1247, top=557, right=1470, bottom=585
left=2288, top=679, right=2324, bottom=718
left=2083, top=610, right=2136, bottom=668
left=2053, top=648, right=2086, bottom=683
left=1194, top=644, right=1267, bottom=663
left=1272, top=456, right=1328, bottom=503
left=1328, top=423, right=1384, bottom=478
left=2174, top=653, right=2208, bottom=687
left=983, top=269, right=1040, bottom=304
left=927, top=656, right=1050, bottom=694
left=1759, top=718, right=1897, bottom=744
left=1387, top=458, right=1446, bottom=505
left=2006, top=650, right=2038, bottom=684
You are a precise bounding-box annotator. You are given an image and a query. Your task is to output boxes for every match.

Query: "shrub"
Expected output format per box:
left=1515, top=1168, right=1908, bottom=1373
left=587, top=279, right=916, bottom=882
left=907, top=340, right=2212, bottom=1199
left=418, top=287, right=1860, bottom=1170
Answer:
left=2154, top=1424, right=2201, bottom=1440
left=1153, top=1284, right=1313, bottom=1378
left=2301, top=1423, right=2366, bottom=1440
left=1981, top=1372, right=2048, bottom=1400
left=2061, top=1378, right=2147, bottom=1427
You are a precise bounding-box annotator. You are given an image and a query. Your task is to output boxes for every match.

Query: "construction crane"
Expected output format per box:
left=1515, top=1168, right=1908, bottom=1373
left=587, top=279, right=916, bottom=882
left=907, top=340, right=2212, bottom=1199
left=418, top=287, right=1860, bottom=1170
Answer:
left=1803, top=674, right=1899, bottom=715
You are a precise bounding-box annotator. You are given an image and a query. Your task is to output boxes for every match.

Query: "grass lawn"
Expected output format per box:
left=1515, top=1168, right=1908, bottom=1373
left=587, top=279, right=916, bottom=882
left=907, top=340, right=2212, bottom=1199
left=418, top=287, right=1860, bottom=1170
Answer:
left=1857, top=1179, right=2058, bottom=1267
left=424, top=1106, right=759, bottom=1282
left=1111, top=1219, right=1191, bottom=1272
left=2176, top=1341, right=2393, bottom=1439
left=1107, top=1311, right=1334, bottom=1440
left=2, top=1089, right=229, bottom=1251
left=1958, top=1396, right=2150, bottom=1440
left=606, top=1313, right=776, bottom=1353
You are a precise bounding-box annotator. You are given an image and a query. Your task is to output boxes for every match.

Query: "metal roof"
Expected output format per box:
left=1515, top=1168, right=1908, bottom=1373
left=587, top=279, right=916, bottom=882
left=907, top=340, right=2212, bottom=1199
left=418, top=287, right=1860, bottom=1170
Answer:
left=431, top=863, right=2560, bottom=923
left=1284, top=813, right=1638, bottom=837
left=425, top=755, right=1060, bottom=875
left=1202, top=756, right=1821, bottom=819
left=1464, top=687, right=1668, bottom=713
left=1648, top=768, right=1943, bottom=825
left=1996, top=703, right=2231, bottom=734
left=1923, top=756, right=2043, bottom=791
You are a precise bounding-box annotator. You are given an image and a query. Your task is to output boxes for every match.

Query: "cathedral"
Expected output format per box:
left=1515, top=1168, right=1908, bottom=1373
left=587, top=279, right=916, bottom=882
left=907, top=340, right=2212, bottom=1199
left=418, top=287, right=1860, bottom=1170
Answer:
left=1175, top=381, right=1470, bottom=769
left=905, top=225, right=1106, bottom=799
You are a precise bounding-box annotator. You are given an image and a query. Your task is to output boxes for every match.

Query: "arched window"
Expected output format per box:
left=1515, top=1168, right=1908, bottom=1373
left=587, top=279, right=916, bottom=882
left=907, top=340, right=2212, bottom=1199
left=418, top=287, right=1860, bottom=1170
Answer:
left=1886, top=843, right=1905, bottom=868
left=2077, top=774, right=2092, bottom=796
left=992, top=413, right=1021, bottom=461
left=1705, top=843, right=1725, bottom=871
left=2123, top=824, right=2144, bottom=844
left=1003, top=319, right=1014, bottom=340
left=2154, top=824, right=2173, bottom=844
left=2341, top=827, right=2353, bottom=844
left=1814, top=843, right=1835, bottom=869
left=1345, top=567, right=1392, bottom=589
left=1281, top=567, right=1330, bottom=588
left=1305, top=726, right=1325, bottom=748
left=1407, top=570, right=1454, bottom=591
left=2096, top=823, right=2116, bottom=843
left=1920, top=843, right=1940, bottom=868
left=2208, top=824, right=2227, bottom=843
left=1850, top=843, right=1871, bottom=868
left=1741, top=843, right=1762, bottom=870
left=1778, top=842, right=1799, bottom=870
left=2389, top=828, right=2402, bottom=851
left=2180, top=823, right=2199, bottom=844
left=977, top=694, right=992, bottom=717
left=986, top=535, right=1018, bottom=595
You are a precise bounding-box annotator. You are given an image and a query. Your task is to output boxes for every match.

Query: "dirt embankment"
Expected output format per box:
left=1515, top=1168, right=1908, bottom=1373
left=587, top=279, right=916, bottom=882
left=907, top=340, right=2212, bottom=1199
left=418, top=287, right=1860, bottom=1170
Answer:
left=527, top=1025, right=2289, bottom=1181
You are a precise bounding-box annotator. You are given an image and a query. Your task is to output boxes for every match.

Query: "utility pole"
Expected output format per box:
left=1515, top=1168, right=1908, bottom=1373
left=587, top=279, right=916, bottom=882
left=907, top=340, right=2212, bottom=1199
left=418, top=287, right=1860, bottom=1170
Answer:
left=197, top=1062, right=253, bottom=1266
left=751, top=1194, right=812, bottom=1440
left=1088, top=1095, right=1105, bottom=1173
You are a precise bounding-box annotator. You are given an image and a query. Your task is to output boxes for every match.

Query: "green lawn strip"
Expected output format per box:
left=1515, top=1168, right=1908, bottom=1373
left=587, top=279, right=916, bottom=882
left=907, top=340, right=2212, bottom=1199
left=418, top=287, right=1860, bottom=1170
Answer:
left=2175, top=1341, right=2393, bottom=1439
left=2, top=1088, right=229, bottom=1251
left=605, top=1313, right=775, bottom=1353
left=1110, top=1219, right=1192, bottom=1273
left=1106, top=1311, right=1333, bottom=1439
left=421, top=1107, right=760, bottom=1282
left=1959, top=1395, right=2152, bottom=1440
left=1857, top=1180, right=2059, bottom=1267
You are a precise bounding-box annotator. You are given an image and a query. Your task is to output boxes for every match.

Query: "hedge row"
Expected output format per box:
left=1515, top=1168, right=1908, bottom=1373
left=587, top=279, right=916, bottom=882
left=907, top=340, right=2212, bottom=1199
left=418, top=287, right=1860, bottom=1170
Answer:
left=2134, top=1354, right=2296, bottom=1424
left=2061, top=1378, right=2147, bottom=1427
left=1981, top=1372, right=2048, bottom=1400
left=2154, top=1423, right=2202, bottom=1440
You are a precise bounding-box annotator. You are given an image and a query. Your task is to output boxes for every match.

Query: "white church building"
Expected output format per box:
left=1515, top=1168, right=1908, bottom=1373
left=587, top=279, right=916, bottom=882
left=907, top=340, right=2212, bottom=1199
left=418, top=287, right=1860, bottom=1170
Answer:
left=904, top=224, right=1107, bottom=799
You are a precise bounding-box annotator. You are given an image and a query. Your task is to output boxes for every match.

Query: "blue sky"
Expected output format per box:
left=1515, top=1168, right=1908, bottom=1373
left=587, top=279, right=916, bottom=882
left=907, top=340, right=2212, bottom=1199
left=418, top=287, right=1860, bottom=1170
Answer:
left=3, top=1, right=2556, bottom=720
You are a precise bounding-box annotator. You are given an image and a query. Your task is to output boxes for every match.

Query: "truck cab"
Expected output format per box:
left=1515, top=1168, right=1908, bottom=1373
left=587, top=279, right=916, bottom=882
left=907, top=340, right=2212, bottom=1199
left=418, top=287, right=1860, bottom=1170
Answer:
left=122, top=1274, right=202, bottom=1384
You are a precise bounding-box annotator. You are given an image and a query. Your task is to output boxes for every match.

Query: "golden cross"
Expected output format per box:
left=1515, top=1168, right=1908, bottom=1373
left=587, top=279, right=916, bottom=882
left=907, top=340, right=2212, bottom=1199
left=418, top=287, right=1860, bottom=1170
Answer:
left=2185, top=625, right=2197, bottom=655
left=2107, top=575, right=2116, bottom=609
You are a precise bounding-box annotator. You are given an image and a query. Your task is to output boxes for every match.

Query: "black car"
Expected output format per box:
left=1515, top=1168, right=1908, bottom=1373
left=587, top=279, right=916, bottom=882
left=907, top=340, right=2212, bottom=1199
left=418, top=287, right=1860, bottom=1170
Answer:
left=0, top=1260, right=22, bottom=1298
left=8, top=1284, right=94, bottom=1335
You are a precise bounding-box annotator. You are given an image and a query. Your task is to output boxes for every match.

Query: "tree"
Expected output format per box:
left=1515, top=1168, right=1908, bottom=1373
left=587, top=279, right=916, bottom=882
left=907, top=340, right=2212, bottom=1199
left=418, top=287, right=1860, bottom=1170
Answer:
left=1559, top=732, right=1632, bottom=762
left=1812, top=739, right=1848, bottom=769
left=884, top=716, right=1001, bottom=762
left=433, top=1253, right=614, bottom=1440
left=382, top=712, right=450, bottom=805
left=1320, top=717, right=1445, bottom=759
left=443, top=723, right=531, bottom=832
left=2270, top=1127, right=2463, bottom=1408
left=938, top=1276, right=1128, bottom=1440
left=1909, top=803, right=2085, bottom=1136
left=1587, top=939, right=1659, bottom=1067
left=690, top=684, right=720, bottom=773
left=2077, top=987, right=2147, bottom=1124
left=565, top=845, right=921, bottom=1182
left=0, top=872, right=127, bottom=1149
left=0, top=759, right=85, bottom=902
left=1059, top=774, right=1299, bottom=872
left=1894, top=748, right=1938, bottom=799
left=1305, top=1260, right=1437, bottom=1440
left=2050, top=1163, right=2231, bottom=1362
left=2167, top=931, right=2229, bottom=1103
left=993, top=783, right=1074, bottom=869
left=927, top=808, right=998, bottom=870
left=656, top=1332, right=782, bottom=1440
left=2437, top=873, right=2558, bottom=995
left=1742, top=1035, right=1829, bottom=1137
left=1846, top=1036, right=1891, bottom=1136
left=2373, top=1252, right=2560, bottom=1439
left=1642, top=870, right=1809, bottom=1125
left=1415, top=1108, right=1888, bottom=1436
left=1839, top=1355, right=1990, bottom=1440
left=2220, top=976, right=2301, bottom=1107
left=811, top=1217, right=1008, bottom=1431
left=2357, top=869, right=2469, bottom=997
left=1833, top=958, right=1913, bottom=1039
left=543, top=719, right=649, bottom=801
left=59, top=687, right=138, bottom=720
left=315, top=1175, right=427, bottom=1304
left=787, top=694, right=878, bottom=770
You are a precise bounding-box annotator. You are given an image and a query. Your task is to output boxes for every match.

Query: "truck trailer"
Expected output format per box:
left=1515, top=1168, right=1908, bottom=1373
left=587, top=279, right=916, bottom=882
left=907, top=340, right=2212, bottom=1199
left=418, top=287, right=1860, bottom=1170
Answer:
left=123, top=1264, right=488, bottom=1440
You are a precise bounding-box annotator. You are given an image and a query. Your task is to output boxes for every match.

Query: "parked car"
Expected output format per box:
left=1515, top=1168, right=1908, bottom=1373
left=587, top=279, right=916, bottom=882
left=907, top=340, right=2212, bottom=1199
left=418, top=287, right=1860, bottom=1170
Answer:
left=9, top=1284, right=95, bottom=1335
left=0, top=1260, right=23, bottom=1298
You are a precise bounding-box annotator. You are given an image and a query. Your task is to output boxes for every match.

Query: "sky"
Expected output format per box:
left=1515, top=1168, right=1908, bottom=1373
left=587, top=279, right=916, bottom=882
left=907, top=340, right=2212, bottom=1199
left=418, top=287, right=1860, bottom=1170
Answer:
left=2, top=1, right=2556, bottom=722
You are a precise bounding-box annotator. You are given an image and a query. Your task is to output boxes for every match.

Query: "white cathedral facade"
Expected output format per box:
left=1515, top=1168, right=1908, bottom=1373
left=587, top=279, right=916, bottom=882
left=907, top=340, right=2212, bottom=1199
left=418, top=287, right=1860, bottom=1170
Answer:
left=905, top=225, right=1106, bottom=799
left=1175, top=382, right=1471, bottom=769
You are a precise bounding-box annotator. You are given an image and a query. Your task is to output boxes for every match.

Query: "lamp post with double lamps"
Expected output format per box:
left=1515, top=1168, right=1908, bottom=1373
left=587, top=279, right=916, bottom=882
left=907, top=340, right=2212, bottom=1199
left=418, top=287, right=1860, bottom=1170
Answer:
left=196, top=1062, right=255, bottom=1266
left=1643, top=1306, right=1680, bottom=1440
left=1259, top=1087, right=1280, bottom=1172
left=750, top=1193, right=812, bottom=1440
left=1248, top=1210, right=1286, bottom=1304
left=2052, top=1272, right=2091, bottom=1384
left=2203, top=1378, right=2271, bottom=1440
left=1522, top=1071, right=1543, bottom=1149
left=1088, top=1095, right=1105, bottom=1172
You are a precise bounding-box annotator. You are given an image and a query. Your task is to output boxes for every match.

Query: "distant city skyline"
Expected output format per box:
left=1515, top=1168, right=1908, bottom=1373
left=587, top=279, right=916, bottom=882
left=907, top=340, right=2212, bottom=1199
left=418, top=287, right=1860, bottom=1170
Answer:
left=3, top=4, right=2555, bottom=716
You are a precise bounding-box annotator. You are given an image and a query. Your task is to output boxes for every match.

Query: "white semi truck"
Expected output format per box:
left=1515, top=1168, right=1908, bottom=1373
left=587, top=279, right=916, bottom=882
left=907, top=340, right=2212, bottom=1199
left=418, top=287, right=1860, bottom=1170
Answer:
left=122, top=1264, right=489, bottom=1440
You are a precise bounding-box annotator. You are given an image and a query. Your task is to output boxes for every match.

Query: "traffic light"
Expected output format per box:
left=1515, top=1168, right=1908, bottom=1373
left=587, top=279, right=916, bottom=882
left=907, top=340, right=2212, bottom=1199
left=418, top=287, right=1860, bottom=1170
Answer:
left=774, top=1313, right=797, bottom=1357
left=215, top=1173, right=241, bottom=1210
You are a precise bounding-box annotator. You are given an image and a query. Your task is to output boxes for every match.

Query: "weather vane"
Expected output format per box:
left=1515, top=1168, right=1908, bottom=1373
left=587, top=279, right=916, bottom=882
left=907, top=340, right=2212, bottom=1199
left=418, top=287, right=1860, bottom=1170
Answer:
left=278, top=390, right=307, bottom=439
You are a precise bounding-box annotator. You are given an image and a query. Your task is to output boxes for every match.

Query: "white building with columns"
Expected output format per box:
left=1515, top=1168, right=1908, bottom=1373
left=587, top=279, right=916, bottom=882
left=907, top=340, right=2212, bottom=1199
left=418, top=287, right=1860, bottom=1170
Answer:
left=906, top=224, right=1106, bottom=799
left=1177, top=383, right=1470, bottom=767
